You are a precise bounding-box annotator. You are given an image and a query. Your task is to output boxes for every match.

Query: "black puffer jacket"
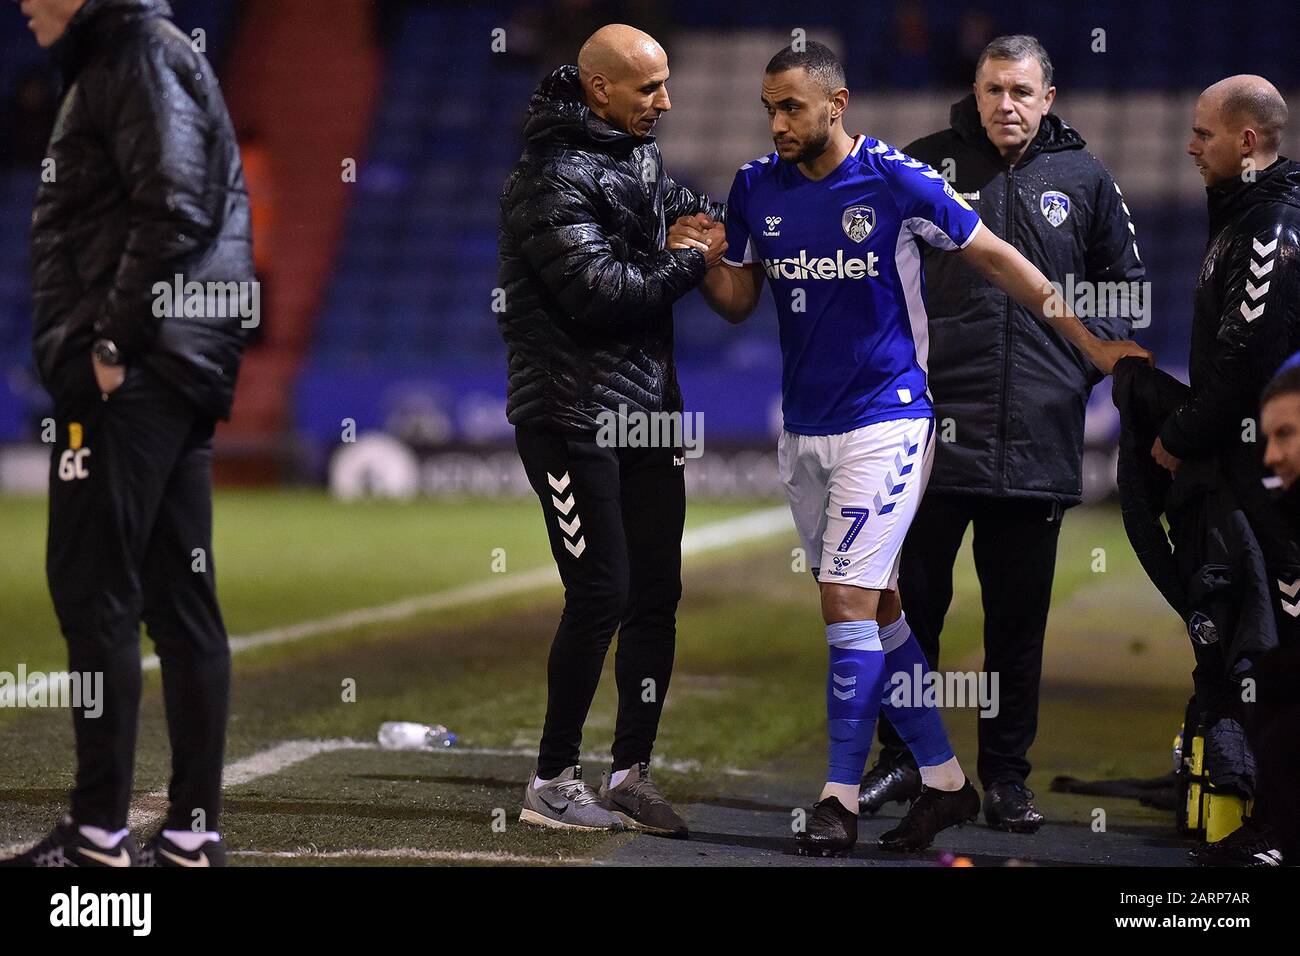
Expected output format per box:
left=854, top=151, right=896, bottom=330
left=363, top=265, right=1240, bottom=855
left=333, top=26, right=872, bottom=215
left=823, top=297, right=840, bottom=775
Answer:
left=904, top=95, right=1143, bottom=504
left=31, top=0, right=253, bottom=420
left=1158, top=158, right=1300, bottom=590
left=497, top=66, right=723, bottom=434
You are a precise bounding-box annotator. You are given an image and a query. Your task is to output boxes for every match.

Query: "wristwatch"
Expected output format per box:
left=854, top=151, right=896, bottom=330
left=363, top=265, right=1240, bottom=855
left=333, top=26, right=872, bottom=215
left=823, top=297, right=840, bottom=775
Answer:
left=93, top=338, right=123, bottom=367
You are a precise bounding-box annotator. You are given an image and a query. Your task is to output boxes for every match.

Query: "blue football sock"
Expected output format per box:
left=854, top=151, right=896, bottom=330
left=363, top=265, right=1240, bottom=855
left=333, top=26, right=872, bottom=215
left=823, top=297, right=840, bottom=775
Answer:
left=825, top=620, right=886, bottom=785
left=879, top=613, right=955, bottom=768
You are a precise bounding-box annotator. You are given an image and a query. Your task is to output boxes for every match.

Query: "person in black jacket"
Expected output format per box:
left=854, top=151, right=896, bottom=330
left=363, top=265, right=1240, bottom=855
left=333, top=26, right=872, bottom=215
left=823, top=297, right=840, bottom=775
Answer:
left=1151, top=75, right=1300, bottom=866
left=2, top=0, right=253, bottom=868
left=1259, top=362, right=1300, bottom=867
left=498, top=24, right=726, bottom=836
left=861, top=36, right=1144, bottom=831
left=1113, top=357, right=1277, bottom=861
left=1153, top=75, right=1300, bottom=599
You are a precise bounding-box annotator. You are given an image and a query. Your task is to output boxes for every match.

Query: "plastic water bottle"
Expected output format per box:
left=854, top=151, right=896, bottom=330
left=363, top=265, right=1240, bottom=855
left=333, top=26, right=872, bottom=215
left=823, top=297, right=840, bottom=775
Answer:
left=377, top=721, right=458, bottom=750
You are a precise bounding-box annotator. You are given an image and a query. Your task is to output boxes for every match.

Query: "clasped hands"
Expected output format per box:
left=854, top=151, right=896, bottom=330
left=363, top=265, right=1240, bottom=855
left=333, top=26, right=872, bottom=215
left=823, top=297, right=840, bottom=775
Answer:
left=667, top=213, right=728, bottom=268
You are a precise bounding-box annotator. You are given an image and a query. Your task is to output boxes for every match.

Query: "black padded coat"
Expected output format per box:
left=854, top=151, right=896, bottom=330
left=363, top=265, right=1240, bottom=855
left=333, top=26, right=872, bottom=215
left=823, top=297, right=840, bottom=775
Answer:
left=31, top=0, right=253, bottom=420
left=497, top=66, right=724, bottom=434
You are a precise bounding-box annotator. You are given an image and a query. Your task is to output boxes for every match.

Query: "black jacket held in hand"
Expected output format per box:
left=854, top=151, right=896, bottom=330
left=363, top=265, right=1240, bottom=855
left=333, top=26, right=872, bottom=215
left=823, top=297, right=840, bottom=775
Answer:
left=1159, top=158, right=1300, bottom=462
left=1112, top=358, right=1277, bottom=676
left=31, top=0, right=253, bottom=420
left=497, top=65, right=724, bottom=434
left=904, top=95, right=1143, bottom=505
left=1113, top=357, right=1275, bottom=794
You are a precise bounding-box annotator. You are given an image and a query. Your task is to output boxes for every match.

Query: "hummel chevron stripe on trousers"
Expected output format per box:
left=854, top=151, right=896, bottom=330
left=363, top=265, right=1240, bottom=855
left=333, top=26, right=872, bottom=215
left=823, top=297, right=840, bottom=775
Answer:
left=514, top=425, right=686, bottom=779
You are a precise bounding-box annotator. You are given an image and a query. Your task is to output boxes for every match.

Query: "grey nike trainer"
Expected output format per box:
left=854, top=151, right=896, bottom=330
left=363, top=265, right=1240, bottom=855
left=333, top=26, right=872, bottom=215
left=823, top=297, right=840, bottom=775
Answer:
left=600, top=762, right=689, bottom=838
left=519, top=765, right=625, bottom=831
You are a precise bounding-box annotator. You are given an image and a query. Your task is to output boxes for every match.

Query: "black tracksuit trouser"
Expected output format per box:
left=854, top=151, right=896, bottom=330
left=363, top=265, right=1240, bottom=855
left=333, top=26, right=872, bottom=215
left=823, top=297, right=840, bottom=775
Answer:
left=47, top=361, right=230, bottom=832
left=515, top=425, right=685, bottom=781
left=878, top=493, right=1063, bottom=788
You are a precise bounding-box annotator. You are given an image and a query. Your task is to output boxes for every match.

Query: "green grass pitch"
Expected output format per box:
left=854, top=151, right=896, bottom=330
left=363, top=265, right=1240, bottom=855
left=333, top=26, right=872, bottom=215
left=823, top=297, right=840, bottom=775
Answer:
left=0, top=491, right=1192, bottom=864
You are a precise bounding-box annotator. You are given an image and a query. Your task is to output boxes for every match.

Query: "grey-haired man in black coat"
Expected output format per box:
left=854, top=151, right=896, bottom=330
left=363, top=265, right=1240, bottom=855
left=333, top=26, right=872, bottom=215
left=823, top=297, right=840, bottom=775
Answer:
left=862, top=35, right=1144, bottom=831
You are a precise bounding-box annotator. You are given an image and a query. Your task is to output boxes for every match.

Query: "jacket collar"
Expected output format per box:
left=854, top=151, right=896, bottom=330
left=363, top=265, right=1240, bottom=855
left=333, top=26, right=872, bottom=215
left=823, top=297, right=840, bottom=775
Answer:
left=52, top=0, right=173, bottom=84
left=948, top=93, right=1084, bottom=167
left=1206, top=157, right=1300, bottom=236
left=523, top=65, right=648, bottom=156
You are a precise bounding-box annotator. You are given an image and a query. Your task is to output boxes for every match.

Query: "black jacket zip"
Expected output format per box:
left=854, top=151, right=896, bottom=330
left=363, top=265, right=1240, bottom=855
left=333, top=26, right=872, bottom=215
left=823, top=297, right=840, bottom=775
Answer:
left=995, top=165, right=1016, bottom=493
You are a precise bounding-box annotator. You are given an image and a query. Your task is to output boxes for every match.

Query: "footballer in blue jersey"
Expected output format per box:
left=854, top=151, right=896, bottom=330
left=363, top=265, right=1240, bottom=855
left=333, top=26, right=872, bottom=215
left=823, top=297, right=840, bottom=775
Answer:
left=680, top=41, right=1150, bottom=856
left=722, top=132, right=982, bottom=437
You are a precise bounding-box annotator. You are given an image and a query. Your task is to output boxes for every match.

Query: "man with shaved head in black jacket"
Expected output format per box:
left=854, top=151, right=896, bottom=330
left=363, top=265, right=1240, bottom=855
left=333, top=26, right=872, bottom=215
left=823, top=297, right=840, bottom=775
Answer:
left=1158, top=75, right=1300, bottom=867
left=499, top=24, right=726, bottom=837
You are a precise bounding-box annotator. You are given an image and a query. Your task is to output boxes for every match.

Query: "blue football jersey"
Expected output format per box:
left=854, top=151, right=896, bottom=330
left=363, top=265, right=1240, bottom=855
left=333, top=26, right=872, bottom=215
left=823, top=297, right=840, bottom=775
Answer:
left=724, top=134, right=983, bottom=436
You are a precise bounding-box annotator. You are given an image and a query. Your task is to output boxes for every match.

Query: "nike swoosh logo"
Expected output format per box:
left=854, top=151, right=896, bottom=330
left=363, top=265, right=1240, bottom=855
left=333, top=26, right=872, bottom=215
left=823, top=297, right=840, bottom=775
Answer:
left=539, top=796, right=567, bottom=816
left=159, top=847, right=210, bottom=868
left=78, top=846, right=131, bottom=867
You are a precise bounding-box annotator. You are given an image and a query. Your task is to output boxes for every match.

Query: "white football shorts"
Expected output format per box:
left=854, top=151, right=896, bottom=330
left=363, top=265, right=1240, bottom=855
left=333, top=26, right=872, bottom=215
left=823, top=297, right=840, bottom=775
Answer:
left=777, top=416, right=935, bottom=590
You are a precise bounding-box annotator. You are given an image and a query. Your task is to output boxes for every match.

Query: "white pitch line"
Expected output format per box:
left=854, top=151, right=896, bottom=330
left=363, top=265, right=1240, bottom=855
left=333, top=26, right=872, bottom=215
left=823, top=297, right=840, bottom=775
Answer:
left=1, top=506, right=791, bottom=851
left=230, top=847, right=591, bottom=865
left=1, top=505, right=790, bottom=705
left=2, top=737, right=387, bottom=857
left=443, top=744, right=760, bottom=777
left=222, top=738, right=376, bottom=787
left=1, top=733, right=765, bottom=856
left=229, top=738, right=763, bottom=782
left=217, top=736, right=760, bottom=780
left=172, top=505, right=790, bottom=673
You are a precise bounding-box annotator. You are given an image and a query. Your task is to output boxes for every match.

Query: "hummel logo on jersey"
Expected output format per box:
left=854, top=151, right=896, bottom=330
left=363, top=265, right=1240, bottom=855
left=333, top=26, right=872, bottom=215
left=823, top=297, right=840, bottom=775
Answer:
left=762, top=249, right=880, bottom=281
left=763, top=215, right=782, bottom=237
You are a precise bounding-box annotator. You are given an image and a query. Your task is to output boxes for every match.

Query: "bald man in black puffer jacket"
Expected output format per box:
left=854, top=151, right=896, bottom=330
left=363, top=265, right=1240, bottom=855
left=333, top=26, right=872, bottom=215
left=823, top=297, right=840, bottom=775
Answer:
left=498, top=26, right=725, bottom=836
left=498, top=63, right=724, bottom=433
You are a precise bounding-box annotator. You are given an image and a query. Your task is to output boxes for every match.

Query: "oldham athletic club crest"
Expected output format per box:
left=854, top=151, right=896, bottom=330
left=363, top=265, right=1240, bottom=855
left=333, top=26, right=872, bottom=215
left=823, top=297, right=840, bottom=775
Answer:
left=841, top=205, right=875, bottom=243
left=1040, top=190, right=1070, bottom=227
